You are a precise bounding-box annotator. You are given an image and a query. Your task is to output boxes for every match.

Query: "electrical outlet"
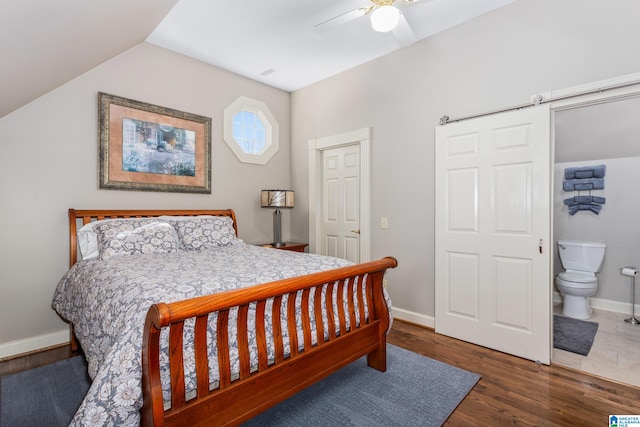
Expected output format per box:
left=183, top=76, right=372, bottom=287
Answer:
left=383, top=279, right=388, bottom=289
left=380, top=217, right=388, bottom=229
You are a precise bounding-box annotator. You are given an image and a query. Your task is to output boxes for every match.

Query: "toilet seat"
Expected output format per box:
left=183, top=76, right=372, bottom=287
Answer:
left=557, top=271, right=597, bottom=284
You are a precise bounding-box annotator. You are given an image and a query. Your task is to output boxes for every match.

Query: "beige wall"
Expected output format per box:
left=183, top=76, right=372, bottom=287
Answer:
left=0, top=43, right=291, bottom=357
left=290, top=0, right=640, bottom=325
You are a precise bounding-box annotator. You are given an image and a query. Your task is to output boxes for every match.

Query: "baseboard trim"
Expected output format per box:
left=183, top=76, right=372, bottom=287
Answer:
left=4, top=295, right=635, bottom=360
left=0, top=329, right=69, bottom=360
left=1, top=310, right=434, bottom=359
left=591, top=296, right=640, bottom=314
left=394, top=294, right=638, bottom=334
left=392, top=307, right=434, bottom=329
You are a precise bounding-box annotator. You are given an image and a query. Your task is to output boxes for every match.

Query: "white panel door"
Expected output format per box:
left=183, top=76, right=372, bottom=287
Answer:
left=321, top=145, right=360, bottom=263
left=435, top=105, right=551, bottom=364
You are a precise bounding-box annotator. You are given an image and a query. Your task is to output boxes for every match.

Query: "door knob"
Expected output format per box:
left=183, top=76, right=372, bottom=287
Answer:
left=351, top=229, right=361, bottom=234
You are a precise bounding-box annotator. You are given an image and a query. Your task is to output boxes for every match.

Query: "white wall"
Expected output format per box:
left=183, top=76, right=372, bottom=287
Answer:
left=0, top=43, right=291, bottom=357
left=5, top=0, right=640, bottom=356
left=290, top=0, right=640, bottom=325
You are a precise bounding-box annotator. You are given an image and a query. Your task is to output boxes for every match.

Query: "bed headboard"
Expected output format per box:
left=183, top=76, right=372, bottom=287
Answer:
left=68, top=209, right=238, bottom=268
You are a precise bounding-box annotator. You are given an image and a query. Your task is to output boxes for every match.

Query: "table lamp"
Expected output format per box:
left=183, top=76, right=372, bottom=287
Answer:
left=261, top=190, right=294, bottom=247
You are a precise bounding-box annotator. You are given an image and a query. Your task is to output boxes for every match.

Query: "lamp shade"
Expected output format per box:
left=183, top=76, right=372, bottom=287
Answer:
left=261, top=190, right=294, bottom=208
left=370, top=5, right=400, bottom=32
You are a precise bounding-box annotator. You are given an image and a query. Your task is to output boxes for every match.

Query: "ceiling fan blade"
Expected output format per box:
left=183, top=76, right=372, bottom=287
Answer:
left=314, top=7, right=369, bottom=33
left=391, top=13, right=417, bottom=47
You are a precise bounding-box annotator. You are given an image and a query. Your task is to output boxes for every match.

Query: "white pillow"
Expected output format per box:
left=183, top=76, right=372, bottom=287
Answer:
left=77, top=221, right=100, bottom=260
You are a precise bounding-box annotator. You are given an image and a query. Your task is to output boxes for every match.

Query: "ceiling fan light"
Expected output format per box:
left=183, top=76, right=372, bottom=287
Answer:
left=370, top=5, right=401, bottom=33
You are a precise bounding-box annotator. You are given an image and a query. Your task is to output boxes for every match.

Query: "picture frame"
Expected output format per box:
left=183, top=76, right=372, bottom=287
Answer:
left=98, top=92, right=211, bottom=193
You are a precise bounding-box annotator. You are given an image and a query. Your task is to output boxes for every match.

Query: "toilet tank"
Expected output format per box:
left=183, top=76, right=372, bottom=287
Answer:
left=557, top=240, right=606, bottom=273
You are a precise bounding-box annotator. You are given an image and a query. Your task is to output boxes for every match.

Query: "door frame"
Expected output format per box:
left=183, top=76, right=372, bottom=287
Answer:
left=547, top=73, right=640, bottom=361
left=308, top=127, right=371, bottom=261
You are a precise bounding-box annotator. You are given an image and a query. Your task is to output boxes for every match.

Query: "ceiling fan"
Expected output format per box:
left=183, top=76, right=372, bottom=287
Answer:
left=314, top=0, right=424, bottom=47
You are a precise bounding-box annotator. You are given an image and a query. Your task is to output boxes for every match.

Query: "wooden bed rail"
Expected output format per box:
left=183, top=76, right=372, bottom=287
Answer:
left=141, top=256, right=398, bottom=427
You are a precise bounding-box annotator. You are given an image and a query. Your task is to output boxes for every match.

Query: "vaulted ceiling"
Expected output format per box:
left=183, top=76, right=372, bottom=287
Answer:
left=0, top=0, right=177, bottom=119
left=1, top=0, right=515, bottom=119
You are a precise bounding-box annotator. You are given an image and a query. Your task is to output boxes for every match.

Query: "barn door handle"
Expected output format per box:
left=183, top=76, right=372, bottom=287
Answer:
left=539, top=239, right=543, bottom=254
left=351, top=229, right=361, bottom=234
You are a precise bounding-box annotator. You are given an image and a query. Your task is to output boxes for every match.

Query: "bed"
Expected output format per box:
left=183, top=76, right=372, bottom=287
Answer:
left=52, top=208, right=397, bottom=426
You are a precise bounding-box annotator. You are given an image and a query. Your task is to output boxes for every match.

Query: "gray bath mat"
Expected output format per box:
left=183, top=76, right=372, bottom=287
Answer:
left=553, top=314, right=599, bottom=356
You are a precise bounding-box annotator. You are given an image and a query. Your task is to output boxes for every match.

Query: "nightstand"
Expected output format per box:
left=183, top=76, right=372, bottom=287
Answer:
left=258, top=242, right=308, bottom=253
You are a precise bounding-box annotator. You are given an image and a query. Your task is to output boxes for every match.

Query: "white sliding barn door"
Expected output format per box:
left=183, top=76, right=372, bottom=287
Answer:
left=435, top=106, right=552, bottom=364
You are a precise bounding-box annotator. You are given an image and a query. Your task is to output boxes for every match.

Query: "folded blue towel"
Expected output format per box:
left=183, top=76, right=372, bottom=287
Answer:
left=563, top=178, right=605, bottom=191
left=563, top=195, right=606, bottom=205
left=564, top=165, right=606, bottom=179
left=569, top=204, right=602, bottom=215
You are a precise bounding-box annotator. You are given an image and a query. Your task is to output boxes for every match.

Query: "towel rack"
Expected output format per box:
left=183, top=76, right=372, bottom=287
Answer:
left=562, top=165, right=606, bottom=216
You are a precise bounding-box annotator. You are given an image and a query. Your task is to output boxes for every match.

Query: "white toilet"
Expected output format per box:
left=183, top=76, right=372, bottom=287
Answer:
left=555, top=240, right=606, bottom=320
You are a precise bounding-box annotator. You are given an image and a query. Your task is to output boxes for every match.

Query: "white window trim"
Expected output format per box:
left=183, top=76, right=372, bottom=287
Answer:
left=223, top=96, right=279, bottom=165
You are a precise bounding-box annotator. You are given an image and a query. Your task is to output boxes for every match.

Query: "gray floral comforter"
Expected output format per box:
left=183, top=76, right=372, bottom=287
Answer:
left=52, top=241, right=390, bottom=426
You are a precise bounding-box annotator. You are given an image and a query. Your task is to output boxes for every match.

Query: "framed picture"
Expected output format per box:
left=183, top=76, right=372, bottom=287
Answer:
left=98, top=92, right=211, bottom=193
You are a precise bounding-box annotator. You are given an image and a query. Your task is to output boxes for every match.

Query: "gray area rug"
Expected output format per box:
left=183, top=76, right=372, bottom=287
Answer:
left=0, top=345, right=480, bottom=427
left=244, top=344, right=481, bottom=427
left=0, top=356, right=90, bottom=427
left=553, top=314, right=599, bottom=356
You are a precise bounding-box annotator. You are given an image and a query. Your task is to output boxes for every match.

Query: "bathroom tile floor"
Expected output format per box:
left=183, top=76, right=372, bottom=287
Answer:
left=553, top=304, right=640, bottom=387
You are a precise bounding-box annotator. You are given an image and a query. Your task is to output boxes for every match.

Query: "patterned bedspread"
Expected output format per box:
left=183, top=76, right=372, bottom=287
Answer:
left=52, top=241, right=390, bottom=426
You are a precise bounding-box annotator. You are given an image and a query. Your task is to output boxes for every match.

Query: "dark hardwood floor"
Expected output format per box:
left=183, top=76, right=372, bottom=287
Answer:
left=0, top=343, right=81, bottom=377
left=1, top=320, right=639, bottom=425
left=388, top=320, right=640, bottom=426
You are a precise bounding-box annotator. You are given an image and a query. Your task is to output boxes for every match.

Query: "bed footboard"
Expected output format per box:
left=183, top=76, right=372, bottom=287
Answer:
left=141, top=256, right=397, bottom=427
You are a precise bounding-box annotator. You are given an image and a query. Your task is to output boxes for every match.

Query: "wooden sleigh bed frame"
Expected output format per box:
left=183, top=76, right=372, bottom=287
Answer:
left=67, top=208, right=397, bottom=426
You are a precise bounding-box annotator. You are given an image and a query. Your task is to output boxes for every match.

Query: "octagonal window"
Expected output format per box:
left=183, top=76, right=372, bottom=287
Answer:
left=224, top=96, right=279, bottom=164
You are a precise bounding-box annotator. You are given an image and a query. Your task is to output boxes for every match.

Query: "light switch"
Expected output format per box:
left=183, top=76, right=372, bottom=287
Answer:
left=380, top=217, right=388, bottom=229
